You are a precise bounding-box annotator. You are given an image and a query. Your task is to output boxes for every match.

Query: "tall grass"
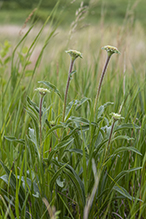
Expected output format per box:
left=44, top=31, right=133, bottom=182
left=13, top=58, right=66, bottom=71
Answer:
left=0, top=1, right=146, bottom=218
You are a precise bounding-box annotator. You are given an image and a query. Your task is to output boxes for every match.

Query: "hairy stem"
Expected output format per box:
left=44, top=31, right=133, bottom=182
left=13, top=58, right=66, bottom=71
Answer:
left=94, top=54, right=111, bottom=114
left=39, top=95, right=44, bottom=157
left=63, top=59, right=75, bottom=122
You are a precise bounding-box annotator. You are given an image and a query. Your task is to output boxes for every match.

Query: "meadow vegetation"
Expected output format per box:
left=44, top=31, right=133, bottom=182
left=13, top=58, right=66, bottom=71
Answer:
left=0, top=0, right=146, bottom=218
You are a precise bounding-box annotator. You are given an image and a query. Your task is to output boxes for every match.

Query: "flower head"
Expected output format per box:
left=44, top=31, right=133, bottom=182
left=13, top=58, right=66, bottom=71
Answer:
left=35, top=87, right=50, bottom=96
left=102, top=45, right=120, bottom=56
left=66, top=49, right=82, bottom=61
left=110, top=112, right=124, bottom=120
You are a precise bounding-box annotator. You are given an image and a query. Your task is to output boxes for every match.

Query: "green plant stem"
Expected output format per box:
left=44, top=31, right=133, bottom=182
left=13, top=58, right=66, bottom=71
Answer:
left=39, top=95, right=44, bottom=156
left=107, top=119, right=116, bottom=149
left=94, top=54, right=111, bottom=114
left=104, top=118, right=117, bottom=161
left=63, top=59, right=75, bottom=122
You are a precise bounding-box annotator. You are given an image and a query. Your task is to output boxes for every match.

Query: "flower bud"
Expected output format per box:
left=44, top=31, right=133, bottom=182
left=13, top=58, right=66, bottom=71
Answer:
left=35, top=87, right=50, bottom=96
left=102, top=45, right=120, bottom=56
left=110, top=112, right=124, bottom=120
left=66, top=49, right=82, bottom=61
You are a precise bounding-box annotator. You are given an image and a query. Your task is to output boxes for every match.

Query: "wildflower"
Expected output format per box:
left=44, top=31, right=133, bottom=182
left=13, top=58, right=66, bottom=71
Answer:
left=102, top=45, right=120, bottom=56
left=66, top=49, right=82, bottom=61
left=63, top=49, right=82, bottom=122
left=94, top=45, right=120, bottom=114
left=110, top=112, right=124, bottom=120
left=35, top=87, right=50, bottom=96
left=35, top=87, right=50, bottom=157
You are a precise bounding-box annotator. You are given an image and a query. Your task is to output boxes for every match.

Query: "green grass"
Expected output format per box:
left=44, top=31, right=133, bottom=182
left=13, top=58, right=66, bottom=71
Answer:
left=0, top=1, right=146, bottom=218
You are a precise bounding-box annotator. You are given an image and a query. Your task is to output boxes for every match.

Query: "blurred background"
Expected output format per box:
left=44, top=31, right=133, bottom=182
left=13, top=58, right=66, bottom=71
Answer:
left=0, top=0, right=145, bottom=74
left=0, top=0, right=146, bottom=26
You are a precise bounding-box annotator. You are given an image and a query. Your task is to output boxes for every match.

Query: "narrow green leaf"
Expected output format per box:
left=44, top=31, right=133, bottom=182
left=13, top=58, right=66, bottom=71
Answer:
left=67, top=116, right=89, bottom=125
left=26, top=109, right=39, bottom=148
left=114, top=146, right=142, bottom=156
left=98, top=105, right=104, bottom=118
left=45, top=125, right=64, bottom=139
left=75, top=97, right=91, bottom=111
left=0, top=161, right=25, bottom=204
left=4, top=136, right=25, bottom=145
left=63, top=167, right=85, bottom=206
left=65, top=148, right=85, bottom=157
left=20, top=176, right=40, bottom=196
left=27, top=96, right=39, bottom=113
left=65, top=100, right=76, bottom=121
left=50, top=163, right=67, bottom=192
left=70, top=70, right=77, bottom=78
left=112, top=135, right=134, bottom=141
left=52, top=160, right=85, bottom=206
left=115, top=124, right=140, bottom=131
left=110, top=167, right=142, bottom=189
left=54, top=138, right=74, bottom=151
left=58, top=193, right=74, bottom=219
left=98, top=102, right=114, bottom=118
left=113, top=186, right=142, bottom=201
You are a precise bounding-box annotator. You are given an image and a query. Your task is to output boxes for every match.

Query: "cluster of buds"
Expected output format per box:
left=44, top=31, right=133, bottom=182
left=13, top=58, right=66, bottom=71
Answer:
left=102, top=45, right=120, bottom=56
left=65, top=49, right=82, bottom=61
left=35, top=87, right=50, bottom=96
left=110, top=112, right=124, bottom=121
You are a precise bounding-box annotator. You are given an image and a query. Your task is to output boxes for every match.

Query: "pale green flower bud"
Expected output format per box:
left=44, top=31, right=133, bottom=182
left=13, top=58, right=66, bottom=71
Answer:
left=102, top=45, right=120, bottom=56
left=66, top=49, right=82, bottom=61
left=35, top=87, right=50, bottom=96
left=110, top=112, right=124, bottom=120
